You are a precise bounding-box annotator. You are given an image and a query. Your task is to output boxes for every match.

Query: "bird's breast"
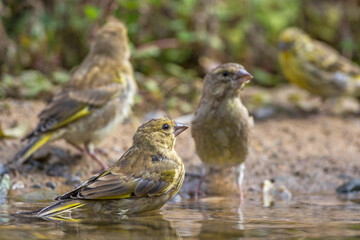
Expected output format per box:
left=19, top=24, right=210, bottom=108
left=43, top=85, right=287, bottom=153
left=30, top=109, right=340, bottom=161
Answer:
left=192, top=98, right=251, bottom=167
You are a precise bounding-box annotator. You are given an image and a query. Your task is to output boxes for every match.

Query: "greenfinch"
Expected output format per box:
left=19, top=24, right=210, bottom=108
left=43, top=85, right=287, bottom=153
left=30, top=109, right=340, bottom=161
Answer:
left=23, top=118, right=188, bottom=217
left=11, top=18, right=137, bottom=170
left=191, top=63, right=253, bottom=199
left=278, top=27, right=360, bottom=98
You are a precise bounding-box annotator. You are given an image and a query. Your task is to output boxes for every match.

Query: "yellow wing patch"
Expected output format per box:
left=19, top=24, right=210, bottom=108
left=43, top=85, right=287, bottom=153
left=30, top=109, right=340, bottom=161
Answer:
left=52, top=106, right=91, bottom=129
left=95, top=193, right=131, bottom=200
left=38, top=202, right=85, bottom=217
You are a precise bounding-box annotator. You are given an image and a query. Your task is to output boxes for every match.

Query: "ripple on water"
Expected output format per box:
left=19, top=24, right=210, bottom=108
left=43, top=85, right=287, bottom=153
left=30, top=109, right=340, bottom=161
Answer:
left=0, top=195, right=359, bottom=239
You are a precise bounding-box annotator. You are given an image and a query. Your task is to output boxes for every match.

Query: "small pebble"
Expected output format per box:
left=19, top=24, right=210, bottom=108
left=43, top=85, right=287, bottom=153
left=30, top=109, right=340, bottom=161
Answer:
left=253, top=107, right=276, bottom=120
left=65, top=176, right=82, bottom=187
left=46, top=163, right=71, bottom=177
left=337, top=179, right=360, bottom=194
left=31, top=184, right=42, bottom=189
left=262, top=179, right=292, bottom=207
left=45, top=181, right=56, bottom=190
left=12, top=181, right=24, bottom=190
left=23, top=160, right=45, bottom=172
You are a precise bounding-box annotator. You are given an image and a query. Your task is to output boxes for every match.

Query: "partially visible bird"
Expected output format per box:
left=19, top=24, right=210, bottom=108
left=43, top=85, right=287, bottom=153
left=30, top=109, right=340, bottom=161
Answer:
left=191, top=63, right=253, bottom=200
left=278, top=27, right=360, bottom=98
left=10, top=18, right=137, bottom=170
left=23, top=118, right=188, bottom=217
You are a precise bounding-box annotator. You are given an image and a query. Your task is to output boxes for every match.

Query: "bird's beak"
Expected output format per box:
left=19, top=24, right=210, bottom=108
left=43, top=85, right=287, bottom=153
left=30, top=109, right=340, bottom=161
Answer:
left=174, top=122, right=188, bottom=137
left=235, top=69, right=253, bottom=85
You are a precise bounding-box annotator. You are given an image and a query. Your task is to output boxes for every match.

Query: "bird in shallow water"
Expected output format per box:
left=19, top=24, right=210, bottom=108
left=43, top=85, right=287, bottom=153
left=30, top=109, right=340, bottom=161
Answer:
left=22, top=118, right=188, bottom=217
left=278, top=27, right=360, bottom=99
left=10, top=17, right=137, bottom=171
left=191, top=63, right=253, bottom=201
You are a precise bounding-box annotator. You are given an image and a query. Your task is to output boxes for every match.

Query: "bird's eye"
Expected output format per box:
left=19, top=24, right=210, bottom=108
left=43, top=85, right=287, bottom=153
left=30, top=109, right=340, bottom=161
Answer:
left=222, top=71, right=229, bottom=77
left=162, top=124, right=169, bottom=130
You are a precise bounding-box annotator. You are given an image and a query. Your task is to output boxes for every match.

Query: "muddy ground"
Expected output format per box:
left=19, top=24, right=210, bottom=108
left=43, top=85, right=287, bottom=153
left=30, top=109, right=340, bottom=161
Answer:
left=1, top=86, right=360, bottom=202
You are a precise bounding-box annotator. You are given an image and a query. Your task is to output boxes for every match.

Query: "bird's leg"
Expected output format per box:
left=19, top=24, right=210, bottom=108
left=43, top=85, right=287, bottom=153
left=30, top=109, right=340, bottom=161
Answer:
left=238, top=183, right=243, bottom=204
left=94, top=148, right=109, bottom=156
left=67, top=141, right=86, bottom=156
left=194, top=174, right=206, bottom=199
left=84, top=144, right=108, bottom=173
left=237, top=163, right=245, bottom=205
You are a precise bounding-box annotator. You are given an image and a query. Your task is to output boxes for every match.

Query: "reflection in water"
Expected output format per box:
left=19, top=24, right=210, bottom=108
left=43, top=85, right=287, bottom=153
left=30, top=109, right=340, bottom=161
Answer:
left=0, top=195, right=360, bottom=239
left=1, top=206, right=180, bottom=240
left=164, top=197, right=245, bottom=238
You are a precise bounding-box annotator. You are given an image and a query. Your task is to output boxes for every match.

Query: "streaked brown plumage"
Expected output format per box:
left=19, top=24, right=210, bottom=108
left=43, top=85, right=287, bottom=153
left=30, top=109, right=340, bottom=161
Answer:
left=10, top=18, right=137, bottom=170
left=24, top=118, right=188, bottom=217
left=191, top=63, right=253, bottom=199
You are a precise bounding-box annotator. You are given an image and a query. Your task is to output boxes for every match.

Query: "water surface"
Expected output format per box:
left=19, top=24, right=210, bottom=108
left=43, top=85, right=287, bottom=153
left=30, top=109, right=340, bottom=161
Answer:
left=0, top=195, right=359, bottom=239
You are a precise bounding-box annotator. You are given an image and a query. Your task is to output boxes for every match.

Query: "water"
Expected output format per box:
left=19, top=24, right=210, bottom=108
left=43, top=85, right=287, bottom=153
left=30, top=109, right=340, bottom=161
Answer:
left=0, top=195, right=359, bottom=239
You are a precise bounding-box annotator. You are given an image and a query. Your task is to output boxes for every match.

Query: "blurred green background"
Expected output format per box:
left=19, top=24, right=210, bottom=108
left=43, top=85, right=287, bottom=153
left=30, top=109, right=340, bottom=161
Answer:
left=1, top=0, right=359, bottom=115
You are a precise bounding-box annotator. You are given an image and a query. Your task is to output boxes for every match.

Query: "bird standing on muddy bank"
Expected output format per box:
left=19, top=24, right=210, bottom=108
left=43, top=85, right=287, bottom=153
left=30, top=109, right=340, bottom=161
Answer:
left=10, top=18, right=137, bottom=171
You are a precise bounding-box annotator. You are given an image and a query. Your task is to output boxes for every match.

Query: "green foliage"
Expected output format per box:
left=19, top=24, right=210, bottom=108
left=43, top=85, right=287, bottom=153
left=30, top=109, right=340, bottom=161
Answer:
left=252, top=0, right=301, bottom=38
left=1, top=71, right=54, bottom=99
left=51, top=70, right=70, bottom=85
left=252, top=68, right=280, bottom=87
left=84, top=4, right=101, bottom=21
left=1, top=0, right=359, bottom=114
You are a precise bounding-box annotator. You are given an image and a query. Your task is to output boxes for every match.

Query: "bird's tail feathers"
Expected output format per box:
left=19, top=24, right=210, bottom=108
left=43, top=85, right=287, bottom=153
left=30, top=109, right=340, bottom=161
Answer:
left=20, top=200, right=85, bottom=218
left=9, top=133, right=55, bottom=168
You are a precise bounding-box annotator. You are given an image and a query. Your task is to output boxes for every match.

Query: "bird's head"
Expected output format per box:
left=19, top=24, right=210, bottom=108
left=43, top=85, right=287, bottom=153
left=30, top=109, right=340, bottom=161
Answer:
left=133, top=118, right=188, bottom=150
left=278, top=27, right=310, bottom=52
left=92, top=17, right=130, bottom=60
left=203, top=63, right=253, bottom=99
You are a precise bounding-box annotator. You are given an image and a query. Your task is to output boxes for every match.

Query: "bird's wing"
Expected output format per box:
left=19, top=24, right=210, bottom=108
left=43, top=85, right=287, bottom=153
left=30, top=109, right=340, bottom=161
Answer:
left=27, top=62, right=127, bottom=138
left=306, top=40, right=360, bottom=76
left=298, top=40, right=360, bottom=92
left=55, top=153, right=180, bottom=200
